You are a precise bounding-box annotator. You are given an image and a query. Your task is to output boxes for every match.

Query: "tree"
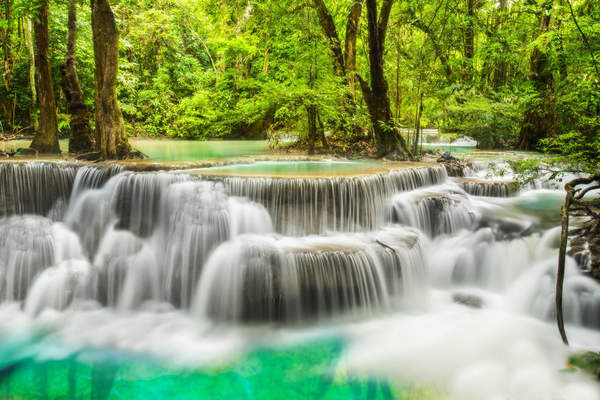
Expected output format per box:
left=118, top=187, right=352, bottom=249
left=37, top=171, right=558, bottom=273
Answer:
left=357, top=0, right=413, bottom=159
left=30, top=0, right=60, bottom=153
left=61, top=0, right=94, bottom=154
left=91, top=0, right=131, bottom=159
left=518, top=0, right=556, bottom=150
left=310, top=0, right=363, bottom=132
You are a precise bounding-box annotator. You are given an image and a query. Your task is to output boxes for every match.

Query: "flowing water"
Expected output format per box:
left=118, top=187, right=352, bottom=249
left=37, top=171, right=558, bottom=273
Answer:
left=0, top=158, right=599, bottom=400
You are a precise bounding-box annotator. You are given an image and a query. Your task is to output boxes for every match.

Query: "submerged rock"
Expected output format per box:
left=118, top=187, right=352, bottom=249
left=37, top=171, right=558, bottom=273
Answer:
left=452, top=293, right=484, bottom=309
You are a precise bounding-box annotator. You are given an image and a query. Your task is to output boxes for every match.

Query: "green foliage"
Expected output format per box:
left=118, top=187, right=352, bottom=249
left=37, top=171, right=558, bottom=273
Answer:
left=0, top=0, right=599, bottom=159
left=568, top=352, right=600, bottom=378
left=436, top=88, right=523, bottom=149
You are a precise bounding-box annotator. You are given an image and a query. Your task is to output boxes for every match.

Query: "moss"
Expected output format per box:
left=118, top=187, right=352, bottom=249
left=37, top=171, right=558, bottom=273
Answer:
left=568, top=352, right=600, bottom=379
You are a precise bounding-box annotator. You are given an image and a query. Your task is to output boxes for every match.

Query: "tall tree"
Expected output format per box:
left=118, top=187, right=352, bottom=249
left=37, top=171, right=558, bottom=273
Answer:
left=518, top=0, right=556, bottom=150
left=311, top=0, right=363, bottom=131
left=61, top=0, right=94, bottom=154
left=91, top=0, right=131, bottom=159
left=463, top=0, right=477, bottom=79
left=357, top=0, right=413, bottom=159
left=1, top=0, right=15, bottom=130
left=30, top=0, right=60, bottom=153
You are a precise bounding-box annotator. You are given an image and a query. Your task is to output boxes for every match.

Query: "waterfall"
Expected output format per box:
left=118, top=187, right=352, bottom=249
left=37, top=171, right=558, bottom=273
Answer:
left=154, top=180, right=273, bottom=307
left=193, top=227, right=427, bottom=323
left=215, top=166, right=447, bottom=235
left=24, top=259, right=95, bottom=316
left=0, top=162, right=78, bottom=219
left=388, top=184, right=479, bottom=237
left=458, top=180, right=516, bottom=197
left=0, top=160, right=597, bottom=333
left=2, top=158, right=599, bottom=400
left=0, top=216, right=84, bottom=301
left=507, top=259, right=600, bottom=330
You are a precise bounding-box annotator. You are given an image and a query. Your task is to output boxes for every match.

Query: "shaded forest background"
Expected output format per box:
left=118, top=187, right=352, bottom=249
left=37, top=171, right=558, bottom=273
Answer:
left=1, top=0, right=599, bottom=162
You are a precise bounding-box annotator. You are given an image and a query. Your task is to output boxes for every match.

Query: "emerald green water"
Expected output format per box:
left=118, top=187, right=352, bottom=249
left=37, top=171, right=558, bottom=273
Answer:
left=131, top=139, right=268, bottom=161
left=0, top=335, right=434, bottom=400
left=0, top=139, right=268, bottom=161
left=202, top=161, right=378, bottom=176
left=421, top=144, right=476, bottom=154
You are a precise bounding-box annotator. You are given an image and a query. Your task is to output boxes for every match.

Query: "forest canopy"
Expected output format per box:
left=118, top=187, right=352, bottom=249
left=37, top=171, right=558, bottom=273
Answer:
left=1, top=0, right=599, bottom=162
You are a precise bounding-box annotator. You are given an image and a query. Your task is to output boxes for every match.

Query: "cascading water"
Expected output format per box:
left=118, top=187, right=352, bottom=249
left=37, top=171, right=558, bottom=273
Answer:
left=0, top=159, right=599, bottom=400
left=388, top=183, right=479, bottom=237
left=214, top=165, right=447, bottom=235
left=457, top=179, right=516, bottom=197
left=194, top=227, right=427, bottom=322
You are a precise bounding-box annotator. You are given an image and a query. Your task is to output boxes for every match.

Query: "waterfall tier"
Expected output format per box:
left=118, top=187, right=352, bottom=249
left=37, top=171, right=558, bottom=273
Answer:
left=194, top=227, right=427, bottom=323
left=211, top=165, right=447, bottom=235
left=456, top=178, right=517, bottom=197
left=388, top=184, right=478, bottom=237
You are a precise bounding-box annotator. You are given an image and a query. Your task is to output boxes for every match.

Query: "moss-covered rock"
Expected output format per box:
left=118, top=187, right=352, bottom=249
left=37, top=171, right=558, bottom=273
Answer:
left=568, top=352, right=600, bottom=379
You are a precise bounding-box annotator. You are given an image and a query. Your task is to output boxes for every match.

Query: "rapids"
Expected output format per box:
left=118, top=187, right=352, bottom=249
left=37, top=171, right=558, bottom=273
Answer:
left=0, top=159, right=599, bottom=399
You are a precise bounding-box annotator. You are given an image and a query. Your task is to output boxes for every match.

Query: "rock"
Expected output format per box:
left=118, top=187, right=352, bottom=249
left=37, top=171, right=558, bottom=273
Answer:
left=437, top=152, right=457, bottom=162
left=436, top=153, right=471, bottom=177
left=568, top=217, right=600, bottom=282
left=15, top=147, right=38, bottom=156
left=569, top=352, right=600, bottom=379
left=125, top=149, right=148, bottom=160
left=453, top=293, right=484, bottom=309
left=478, top=217, right=532, bottom=240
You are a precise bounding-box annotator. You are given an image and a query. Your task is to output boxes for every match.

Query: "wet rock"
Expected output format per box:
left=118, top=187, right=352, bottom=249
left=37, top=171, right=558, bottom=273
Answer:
left=15, top=147, right=38, bottom=156
left=452, top=293, right=483, bottom=309
left=437, top=153, right=471, bottom=177
left=477, top=217, right=532, bottom=240
left=568, top=218, right=600, bottom=282
left=569, top=352, right=600, bottom=379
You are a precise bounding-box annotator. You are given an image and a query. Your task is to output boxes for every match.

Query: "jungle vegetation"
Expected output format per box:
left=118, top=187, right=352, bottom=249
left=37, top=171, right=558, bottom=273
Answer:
left=0, top=0, right=599, bottom=161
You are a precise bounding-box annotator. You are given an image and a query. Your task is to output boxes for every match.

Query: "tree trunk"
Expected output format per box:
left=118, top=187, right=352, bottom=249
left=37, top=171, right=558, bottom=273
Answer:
left=61, top=0, right=94, bottom=154
left=556, top=175, right=600, bottom=345
left=464, top=0, right=475, bottom=78
left=344, top=0, right=363, bottom=96
left=91, top=0, right=131, bottom=159
left=312, top=0, right=345, bottom=78
left=317, top=110, right=328, bottom=150
left=413, top=92, right=424, bottom=155
left=312, top=0, right=363, bottom=134
left=25, top=19, right=38, bottom=131
left=358, top=0, right=412, bottom=159
left=1, top=0, right=13, bottom=93
left=30, top=0, right=60, bottom=154
left=518, top=1, right=555, bottom=150
left=306, top=104, right=317, bottom=154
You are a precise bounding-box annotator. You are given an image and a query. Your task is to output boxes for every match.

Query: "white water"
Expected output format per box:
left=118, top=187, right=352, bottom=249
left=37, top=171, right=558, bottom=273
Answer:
left=0, top=161, right=599, bottom=399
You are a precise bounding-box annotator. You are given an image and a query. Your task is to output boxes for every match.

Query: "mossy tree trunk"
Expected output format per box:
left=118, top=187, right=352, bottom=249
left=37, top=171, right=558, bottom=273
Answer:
left=30, top=0, right=60, bottom=154
left=91, top=0, right=131, bottom=159
left=61, top=0, right=94, bottom=154
left=556, top=174, right=600, bottom=345
left=311, top=0, right=363, bottom=134
left=358, top=0, right=413, bottom=159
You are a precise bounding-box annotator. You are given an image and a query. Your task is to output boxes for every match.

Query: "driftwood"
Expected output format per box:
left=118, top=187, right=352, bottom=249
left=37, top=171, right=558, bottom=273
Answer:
left=556, top=174, right=600, bottom=345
